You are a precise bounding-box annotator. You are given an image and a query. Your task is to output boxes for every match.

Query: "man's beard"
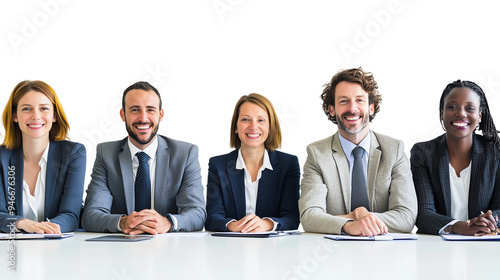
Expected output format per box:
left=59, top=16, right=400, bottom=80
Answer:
left=125, top=121, right=159, bottom=145
left=336, top=112, right=369, bottom=134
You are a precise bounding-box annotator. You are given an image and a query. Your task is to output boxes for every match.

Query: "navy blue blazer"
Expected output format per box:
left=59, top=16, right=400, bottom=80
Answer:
left=205, top=150, right=300, bottom=232
left=411, top=134, right=500, bottom=235
left=0, top=141, right=86, bottom=233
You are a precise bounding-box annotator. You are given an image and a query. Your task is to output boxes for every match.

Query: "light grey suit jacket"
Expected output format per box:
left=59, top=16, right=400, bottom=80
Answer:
left=82, top=135, right=206, bottom=232
left=299, top=131, right=417, bottom=234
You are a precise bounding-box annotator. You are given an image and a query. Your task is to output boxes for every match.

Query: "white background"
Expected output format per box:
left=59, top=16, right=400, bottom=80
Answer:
left=1, top=0, right=499, bottom=193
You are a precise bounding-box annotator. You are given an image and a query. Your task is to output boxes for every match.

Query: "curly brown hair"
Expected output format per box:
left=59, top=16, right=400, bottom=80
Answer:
left=321, top=67, right=382, bottom=124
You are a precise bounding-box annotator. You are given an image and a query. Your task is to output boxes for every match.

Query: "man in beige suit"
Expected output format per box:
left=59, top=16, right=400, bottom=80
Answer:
left=299, top=68, right=417, bottom=236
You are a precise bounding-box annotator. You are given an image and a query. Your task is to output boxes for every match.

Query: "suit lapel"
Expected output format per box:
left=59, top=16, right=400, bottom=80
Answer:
left=468, top=134, right=484, bottom=217
left=331, top=133, right=351, bottom=212
left=226, top=151, right=245, bottom=218
left=368, top=132, right=381, bottom=210
left=154, top=136, right=170, bottom=213
left=44, top=142, right=59, bottom=217
left=118, top=140, right=134, bottom=213
left=255, top=151, right=279, bottom=214
left=438, top=136, right=452, bottom=216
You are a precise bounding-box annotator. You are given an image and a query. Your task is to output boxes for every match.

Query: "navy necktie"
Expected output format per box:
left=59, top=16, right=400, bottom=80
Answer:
left=135, top=152, right=151, bottom=211
left=351, top=146, right=370, bottom=211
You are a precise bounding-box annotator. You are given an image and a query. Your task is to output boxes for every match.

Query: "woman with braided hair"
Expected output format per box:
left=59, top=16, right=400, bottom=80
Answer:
left=411, top=80, right=500, bottom=235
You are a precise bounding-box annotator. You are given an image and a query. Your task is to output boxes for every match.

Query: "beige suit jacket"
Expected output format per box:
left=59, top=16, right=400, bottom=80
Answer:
left=299, top=131, right=417, bottom=234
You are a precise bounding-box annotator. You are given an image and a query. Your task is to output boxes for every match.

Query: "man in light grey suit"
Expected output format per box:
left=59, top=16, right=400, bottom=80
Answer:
left=82, top=81, right=206, bottom=234
left=299, top=68, right=417, bottom=236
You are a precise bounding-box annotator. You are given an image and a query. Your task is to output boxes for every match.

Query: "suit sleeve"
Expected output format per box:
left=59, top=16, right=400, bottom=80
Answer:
left=299, top=144, right=351, bottom=234
left=170, top=144, right=206, bottom=231
left=82, top=144, right=123, bottom=232
left=266, top=155, right=300, bottom=231
left=410, top=143, right=453, bottom=234
left=483, top=148, right=500, bottom=226
left=49, top=143, right=86, bottom=232
left=205, top=158, right=234, bottom=232
left=372, top=140, right=417, bottom=233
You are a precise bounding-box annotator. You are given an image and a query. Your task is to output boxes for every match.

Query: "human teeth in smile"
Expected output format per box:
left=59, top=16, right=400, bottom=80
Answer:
left=345, top=116, right=360, bottom=121
left=28, top=124, right=43, bottom=128
left=247, top=133, right=260, bottom=137
left=136, top=126, right=150, bottom=130
left=452, top=122, right=468, bottom=127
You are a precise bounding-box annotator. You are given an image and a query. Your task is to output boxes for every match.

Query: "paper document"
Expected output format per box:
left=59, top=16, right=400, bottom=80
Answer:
left=0, top=232, right=74, bottom=240
left=324, top=233, right=418, bottom=241
left=211, top=230, right=301, bottom=238
left=441, top=234, right=500, bottom=241
left=156, top=232, right=208, bottom=238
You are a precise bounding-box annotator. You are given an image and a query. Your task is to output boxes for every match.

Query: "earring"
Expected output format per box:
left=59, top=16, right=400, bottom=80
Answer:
left=440, top=119, right=446, bottom=131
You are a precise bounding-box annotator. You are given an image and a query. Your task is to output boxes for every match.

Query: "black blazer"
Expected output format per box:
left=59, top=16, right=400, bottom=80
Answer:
left=205, top=150, right=300, bottom=232
left=0, top=141, right=86, bottom=233
left=410, top=134, right=500, bottom=235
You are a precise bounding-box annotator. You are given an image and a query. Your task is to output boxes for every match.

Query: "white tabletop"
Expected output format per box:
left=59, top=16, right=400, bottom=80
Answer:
left=0, top=231, right=498, bottom=280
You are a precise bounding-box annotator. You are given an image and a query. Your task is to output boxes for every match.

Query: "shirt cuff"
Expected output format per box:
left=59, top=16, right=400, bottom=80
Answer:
left=116, top=216, right=124, bottom=232
left=166, top=214, right=178, bottom=232
left=225, top=219, right=237, bottom=230
left=439, top=220, right=458, bottom=234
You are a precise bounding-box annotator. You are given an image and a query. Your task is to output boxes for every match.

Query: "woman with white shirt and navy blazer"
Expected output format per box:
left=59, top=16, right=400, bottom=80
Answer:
left=411, top=80, right=500, bottom=235
left=0, top=80, right=86, bottom=234
left=205, top=93, right=300, bottom=232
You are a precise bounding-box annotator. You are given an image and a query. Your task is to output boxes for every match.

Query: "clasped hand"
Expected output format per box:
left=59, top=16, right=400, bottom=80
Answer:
left=453, top=210, right=498, bottom=236
left=227, top=213, right=274, bottom=233
left=341, top=207, right=388, bottom=237
left=120, top=209, right=172, bottom=235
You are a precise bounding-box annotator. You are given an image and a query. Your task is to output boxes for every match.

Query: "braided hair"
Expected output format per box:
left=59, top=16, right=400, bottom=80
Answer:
left=439, top=80, right=500, bottom=149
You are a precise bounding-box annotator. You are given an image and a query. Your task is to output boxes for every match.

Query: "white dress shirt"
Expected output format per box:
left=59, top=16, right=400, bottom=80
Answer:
left=22, top=143, right=50, bottom=222
left=439, top=161, right=471, bottom=234
left=226, top=149, right=277, bottom=230
left=236, top=149, right=273, bottom=215
left=449, top=162, right=471, bottom=221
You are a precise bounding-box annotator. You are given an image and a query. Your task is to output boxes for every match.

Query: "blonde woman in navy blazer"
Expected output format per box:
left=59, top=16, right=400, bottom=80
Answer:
left=206, top=94, right=300, bottom=232
left=0, top=81, right=86, bottom=233
left=411, top=80, right=500, bottom=235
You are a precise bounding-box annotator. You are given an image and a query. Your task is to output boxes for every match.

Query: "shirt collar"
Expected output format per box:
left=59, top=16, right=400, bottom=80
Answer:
left=39, top=142, right=50, bottom=167
left=127, top=136, right=158, bottom=160
left=338, top=131, right=371, bottom=156
left=235, top=149, right=273, bottom=171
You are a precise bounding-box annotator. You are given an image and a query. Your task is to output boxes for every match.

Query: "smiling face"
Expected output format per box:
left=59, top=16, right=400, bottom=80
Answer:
left=441, top=87, right=481, bottom=141
left=13, top=90, right=56, bottom=142
left=235, top=102, right=269, bottom=152
left=328, top=81, right=374, bottom=144
left=120, top=89, right=164, bottom=150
